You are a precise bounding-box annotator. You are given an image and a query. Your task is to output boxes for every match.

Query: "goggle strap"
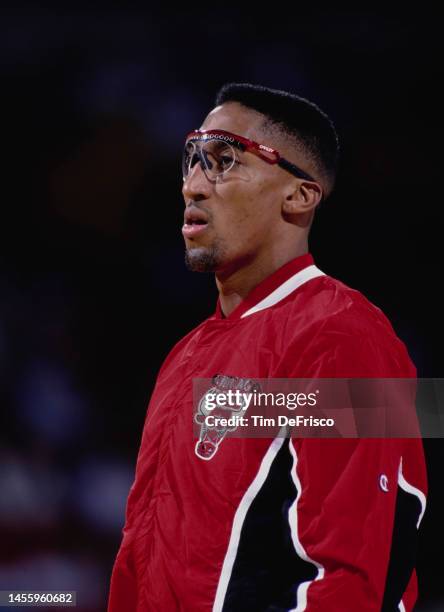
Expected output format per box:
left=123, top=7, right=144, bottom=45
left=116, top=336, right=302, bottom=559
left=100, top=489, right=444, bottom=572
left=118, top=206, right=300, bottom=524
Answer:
left=277, top=158, right=315, bottom=182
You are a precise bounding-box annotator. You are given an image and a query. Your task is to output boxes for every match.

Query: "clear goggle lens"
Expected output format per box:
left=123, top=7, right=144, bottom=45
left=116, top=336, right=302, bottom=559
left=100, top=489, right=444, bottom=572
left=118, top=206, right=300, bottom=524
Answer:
left=182, top=138, right=237, bottom=181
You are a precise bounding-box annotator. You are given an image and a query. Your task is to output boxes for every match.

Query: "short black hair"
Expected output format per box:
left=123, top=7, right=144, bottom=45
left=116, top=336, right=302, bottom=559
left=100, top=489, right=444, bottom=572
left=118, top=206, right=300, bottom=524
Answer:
left=215, top=82, right=339, bottom=197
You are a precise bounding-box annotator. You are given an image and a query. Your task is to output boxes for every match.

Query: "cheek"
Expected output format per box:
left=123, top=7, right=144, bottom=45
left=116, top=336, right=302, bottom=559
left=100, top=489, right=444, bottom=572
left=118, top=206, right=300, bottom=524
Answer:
left=238, top=182, right=279, bottom=227
left=213, top=178, right=279, bottom=239
left=256, top=178, right=281, bottom=209
left=226, top=199, right=257, bottom=231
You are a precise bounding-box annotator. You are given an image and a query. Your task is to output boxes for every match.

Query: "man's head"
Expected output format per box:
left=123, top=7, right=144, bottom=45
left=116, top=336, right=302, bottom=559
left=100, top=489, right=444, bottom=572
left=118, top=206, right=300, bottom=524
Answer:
left=182, top=83, right=339, bottom=275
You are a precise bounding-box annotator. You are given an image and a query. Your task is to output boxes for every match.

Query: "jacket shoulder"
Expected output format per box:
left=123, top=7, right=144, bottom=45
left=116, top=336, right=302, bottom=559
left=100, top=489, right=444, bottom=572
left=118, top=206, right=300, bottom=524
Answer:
left=282, top=274, right=416, bottom=377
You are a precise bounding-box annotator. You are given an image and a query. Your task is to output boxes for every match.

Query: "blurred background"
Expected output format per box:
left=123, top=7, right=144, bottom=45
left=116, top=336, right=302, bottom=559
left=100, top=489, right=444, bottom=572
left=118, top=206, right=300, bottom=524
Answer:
left=0, top=5, right=442, bottom=611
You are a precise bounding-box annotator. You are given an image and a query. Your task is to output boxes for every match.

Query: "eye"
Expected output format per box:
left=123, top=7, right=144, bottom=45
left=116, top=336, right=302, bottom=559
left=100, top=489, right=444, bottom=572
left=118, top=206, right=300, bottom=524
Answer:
left=219, top=154, right=235, bottom=168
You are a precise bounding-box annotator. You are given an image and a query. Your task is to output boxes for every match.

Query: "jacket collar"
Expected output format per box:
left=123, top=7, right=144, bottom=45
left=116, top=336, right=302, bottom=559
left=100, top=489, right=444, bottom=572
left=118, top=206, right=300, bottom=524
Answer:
left=214, top=253, right=318, bottom=321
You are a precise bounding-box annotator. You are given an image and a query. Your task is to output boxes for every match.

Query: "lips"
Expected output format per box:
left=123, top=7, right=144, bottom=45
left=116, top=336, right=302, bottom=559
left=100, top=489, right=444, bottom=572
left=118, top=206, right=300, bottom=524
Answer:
left=182, top=207, right=209, bottom=239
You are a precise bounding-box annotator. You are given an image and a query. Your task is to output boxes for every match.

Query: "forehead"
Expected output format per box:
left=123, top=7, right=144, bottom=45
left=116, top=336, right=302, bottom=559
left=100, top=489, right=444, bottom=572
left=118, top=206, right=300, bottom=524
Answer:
left=200, top=102, right=269, bottom=144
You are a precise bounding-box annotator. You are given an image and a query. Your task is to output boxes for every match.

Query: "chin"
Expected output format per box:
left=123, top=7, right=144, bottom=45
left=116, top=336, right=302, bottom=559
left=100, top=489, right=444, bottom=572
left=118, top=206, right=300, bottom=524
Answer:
left=184, top=246, right=222, bottom=273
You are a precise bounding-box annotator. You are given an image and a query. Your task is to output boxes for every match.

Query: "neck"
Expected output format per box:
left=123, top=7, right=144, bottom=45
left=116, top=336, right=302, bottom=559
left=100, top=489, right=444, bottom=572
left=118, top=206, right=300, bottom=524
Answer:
left=216, top=240, right=308, bottom=317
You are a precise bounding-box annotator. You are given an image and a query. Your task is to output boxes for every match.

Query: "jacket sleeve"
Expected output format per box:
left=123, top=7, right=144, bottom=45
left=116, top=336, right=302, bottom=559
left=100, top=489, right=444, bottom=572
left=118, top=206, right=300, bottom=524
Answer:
left=284, top=325, right=427, bottom=612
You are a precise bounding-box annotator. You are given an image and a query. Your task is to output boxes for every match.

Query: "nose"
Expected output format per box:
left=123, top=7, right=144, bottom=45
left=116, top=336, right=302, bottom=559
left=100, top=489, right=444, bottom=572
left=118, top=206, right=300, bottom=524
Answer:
left=182, top=158, right=212, bottom=203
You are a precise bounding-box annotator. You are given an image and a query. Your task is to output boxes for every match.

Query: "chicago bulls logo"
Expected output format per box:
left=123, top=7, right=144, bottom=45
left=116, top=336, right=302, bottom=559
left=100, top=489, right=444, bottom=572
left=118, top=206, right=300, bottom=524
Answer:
left=194, top=374, right=260, bottom=461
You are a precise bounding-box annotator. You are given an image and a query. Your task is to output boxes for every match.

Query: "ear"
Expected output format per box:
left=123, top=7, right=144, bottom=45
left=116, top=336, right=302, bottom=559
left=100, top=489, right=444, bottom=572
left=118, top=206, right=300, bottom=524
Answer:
left=282, top=180, right=323, bottom=215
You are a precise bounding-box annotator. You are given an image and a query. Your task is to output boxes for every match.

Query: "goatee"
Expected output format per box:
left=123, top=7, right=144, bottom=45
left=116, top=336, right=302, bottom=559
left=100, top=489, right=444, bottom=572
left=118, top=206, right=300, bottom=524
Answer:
left=185, top=246, right=222, bottom=272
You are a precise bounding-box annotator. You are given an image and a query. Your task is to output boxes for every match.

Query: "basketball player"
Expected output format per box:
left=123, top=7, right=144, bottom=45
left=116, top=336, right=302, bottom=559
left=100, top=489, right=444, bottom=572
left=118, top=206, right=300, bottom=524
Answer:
left=108, top=83, right=427, bottom=612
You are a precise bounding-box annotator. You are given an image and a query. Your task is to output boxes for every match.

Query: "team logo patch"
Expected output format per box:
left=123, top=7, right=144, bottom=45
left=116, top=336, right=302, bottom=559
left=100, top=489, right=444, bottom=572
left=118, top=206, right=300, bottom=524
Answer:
left=194, top=374, right=260, bottom=461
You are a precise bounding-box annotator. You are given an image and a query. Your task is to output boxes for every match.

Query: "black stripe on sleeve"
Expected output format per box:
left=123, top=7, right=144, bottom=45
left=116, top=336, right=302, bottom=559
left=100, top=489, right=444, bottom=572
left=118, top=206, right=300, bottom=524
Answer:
left=381, top=485, right=422, bottom=611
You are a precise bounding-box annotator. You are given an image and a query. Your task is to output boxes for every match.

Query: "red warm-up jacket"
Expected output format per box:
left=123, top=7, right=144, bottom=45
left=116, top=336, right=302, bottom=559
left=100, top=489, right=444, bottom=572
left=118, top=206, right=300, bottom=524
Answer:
left=108, top=253, right=427, bottom=612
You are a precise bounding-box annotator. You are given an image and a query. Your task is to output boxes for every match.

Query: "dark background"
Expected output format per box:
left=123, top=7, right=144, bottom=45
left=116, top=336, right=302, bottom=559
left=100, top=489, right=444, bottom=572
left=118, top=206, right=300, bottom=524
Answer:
left=0, top=6, right=442, bottom=611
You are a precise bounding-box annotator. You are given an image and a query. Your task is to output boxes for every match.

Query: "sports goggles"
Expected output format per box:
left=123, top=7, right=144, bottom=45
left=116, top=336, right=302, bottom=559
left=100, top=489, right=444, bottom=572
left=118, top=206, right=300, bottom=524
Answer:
left=182, top=129, right=317, bottom=183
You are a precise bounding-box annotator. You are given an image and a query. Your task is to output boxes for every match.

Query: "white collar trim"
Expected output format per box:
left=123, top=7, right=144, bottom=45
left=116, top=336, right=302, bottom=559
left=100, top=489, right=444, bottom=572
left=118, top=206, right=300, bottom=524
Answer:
left=240, top=264, right=325, bottom=319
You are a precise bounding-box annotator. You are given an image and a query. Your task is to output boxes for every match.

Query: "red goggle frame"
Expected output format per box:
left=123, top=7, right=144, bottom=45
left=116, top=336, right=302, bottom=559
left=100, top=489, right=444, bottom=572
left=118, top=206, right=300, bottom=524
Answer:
left=184, top=129, right=318, bottom=184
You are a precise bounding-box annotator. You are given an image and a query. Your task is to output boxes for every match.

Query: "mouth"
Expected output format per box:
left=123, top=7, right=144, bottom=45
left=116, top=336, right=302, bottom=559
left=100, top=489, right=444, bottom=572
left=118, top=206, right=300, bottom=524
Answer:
left=182, top=208, right=209, bottom=239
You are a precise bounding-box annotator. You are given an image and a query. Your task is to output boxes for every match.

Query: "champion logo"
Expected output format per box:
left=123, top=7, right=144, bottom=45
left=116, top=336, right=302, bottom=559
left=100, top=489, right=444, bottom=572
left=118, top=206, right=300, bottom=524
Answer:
left=379, top=474, right=389, bottom=492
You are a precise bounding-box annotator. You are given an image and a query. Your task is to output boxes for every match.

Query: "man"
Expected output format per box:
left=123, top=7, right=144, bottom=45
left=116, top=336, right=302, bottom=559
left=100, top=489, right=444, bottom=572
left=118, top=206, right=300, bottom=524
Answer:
left=108, top=83, right=427, bottom=611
